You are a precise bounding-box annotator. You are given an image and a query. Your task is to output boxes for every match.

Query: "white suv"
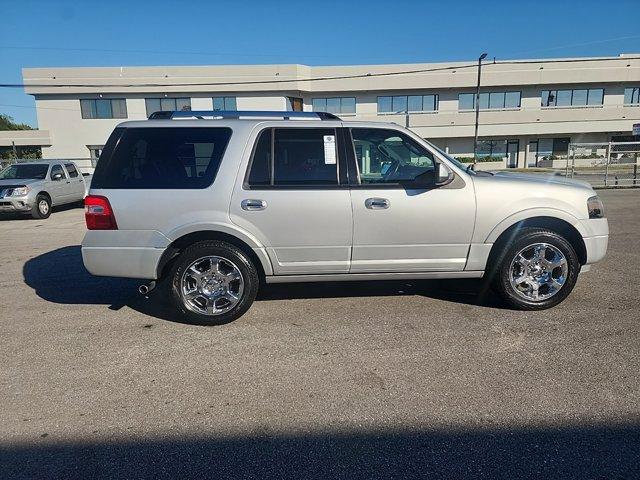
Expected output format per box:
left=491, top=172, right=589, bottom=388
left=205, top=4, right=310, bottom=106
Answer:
left=82, top=111, right=608, bottom=324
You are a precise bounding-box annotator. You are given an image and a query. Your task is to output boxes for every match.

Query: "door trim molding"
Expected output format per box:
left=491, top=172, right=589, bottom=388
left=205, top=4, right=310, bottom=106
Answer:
left=265, top=270, right=484, bottom=283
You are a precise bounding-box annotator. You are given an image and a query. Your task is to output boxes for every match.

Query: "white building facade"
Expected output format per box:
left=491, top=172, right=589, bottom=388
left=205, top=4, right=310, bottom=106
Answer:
left=22, top=55, right=640, bottom=168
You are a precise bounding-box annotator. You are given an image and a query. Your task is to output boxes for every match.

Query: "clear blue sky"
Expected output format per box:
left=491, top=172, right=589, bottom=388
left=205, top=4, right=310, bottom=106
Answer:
left=1, top=0, right=639, bottom=127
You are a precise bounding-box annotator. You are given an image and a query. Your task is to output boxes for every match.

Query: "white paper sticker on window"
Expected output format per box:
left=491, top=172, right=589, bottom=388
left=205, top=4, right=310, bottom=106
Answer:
left=323, top=135, right=336, bottom=164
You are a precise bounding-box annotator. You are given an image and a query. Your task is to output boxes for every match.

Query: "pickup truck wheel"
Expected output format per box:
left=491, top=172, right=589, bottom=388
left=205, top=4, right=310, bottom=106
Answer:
left=492, top=228, right=580, bottom=310
left=168, top=240, right=259, bottom=325
left=31, top=194, right=51, bottom=219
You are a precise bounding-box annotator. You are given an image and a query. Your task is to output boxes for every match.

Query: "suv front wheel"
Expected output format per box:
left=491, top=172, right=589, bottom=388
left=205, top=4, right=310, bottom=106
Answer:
left=169, top=240, right=259, bottom=325
left=491, top=228, right=580, bottom=310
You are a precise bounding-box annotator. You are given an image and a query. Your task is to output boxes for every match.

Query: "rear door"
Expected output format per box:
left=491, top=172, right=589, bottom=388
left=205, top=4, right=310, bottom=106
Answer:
left=64, top=163, right=85, bottom=201
left=345, top=127, right=475, bottom=273
left=229, top=125, right=352, bottom=274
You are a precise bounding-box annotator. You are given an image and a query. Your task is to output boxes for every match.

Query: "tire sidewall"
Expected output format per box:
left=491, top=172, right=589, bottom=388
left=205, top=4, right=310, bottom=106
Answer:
left=169, top=241, right=259, bottom=325
left=32, top=195, right=51, bottom=219
left=496, top=229, right=580, bottom=310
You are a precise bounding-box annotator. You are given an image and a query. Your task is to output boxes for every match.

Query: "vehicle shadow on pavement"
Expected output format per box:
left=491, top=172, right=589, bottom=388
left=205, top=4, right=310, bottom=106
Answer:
left=0, top=202, right=83, bottom=221
left=2, top=422, right=638, bottom=480
left=257, top=278, right=505, bottom=308
left=23, top=246, right=506, bottom=324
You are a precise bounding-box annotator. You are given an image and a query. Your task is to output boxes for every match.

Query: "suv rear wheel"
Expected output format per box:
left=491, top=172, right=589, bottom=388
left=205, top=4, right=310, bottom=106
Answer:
left=491, top=228, right=580, bottom=310
left=168, top=240, right=259, bottom=325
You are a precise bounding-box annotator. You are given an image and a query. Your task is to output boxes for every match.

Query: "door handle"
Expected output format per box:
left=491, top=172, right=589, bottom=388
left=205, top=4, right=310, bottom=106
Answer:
left=241, top=199, right=267, bottom=211
left=365, top=198, right=390, bottom=209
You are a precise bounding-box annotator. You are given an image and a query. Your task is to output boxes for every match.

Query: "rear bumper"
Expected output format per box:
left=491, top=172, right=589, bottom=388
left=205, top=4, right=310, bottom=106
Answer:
left=82, top=246, right=164, bottom=279
left=81, top=230, right=170, bottom=279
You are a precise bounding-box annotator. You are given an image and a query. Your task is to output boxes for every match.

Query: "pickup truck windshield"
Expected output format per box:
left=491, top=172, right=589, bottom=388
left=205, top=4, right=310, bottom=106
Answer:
left=0, top=164, right=49, bottom=180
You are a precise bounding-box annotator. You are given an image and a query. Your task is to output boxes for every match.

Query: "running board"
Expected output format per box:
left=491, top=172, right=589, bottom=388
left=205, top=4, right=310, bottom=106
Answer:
left=265, top=271, right=484, bottom=283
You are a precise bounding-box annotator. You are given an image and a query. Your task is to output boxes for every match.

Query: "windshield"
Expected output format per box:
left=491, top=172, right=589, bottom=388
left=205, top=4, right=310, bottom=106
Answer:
left=0, top=164, right=49, bottom=180
left=424, top=141, right=476, bottom=174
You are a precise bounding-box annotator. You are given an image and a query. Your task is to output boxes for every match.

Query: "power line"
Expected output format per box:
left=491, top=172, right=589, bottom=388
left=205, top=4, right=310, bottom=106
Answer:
left=500, top=34, right=640, bottom=58
left=1, top=56, right=638, bottom=90
left=0, top=63, right=479, bottom=89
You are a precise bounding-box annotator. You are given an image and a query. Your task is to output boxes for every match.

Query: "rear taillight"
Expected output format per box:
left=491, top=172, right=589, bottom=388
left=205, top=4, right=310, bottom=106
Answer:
left=85, top=195, right=118, bottom=230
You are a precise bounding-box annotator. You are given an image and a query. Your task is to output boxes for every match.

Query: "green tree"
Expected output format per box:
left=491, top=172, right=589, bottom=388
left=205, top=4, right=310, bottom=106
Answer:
left=0, top=114, right=34, bottom=131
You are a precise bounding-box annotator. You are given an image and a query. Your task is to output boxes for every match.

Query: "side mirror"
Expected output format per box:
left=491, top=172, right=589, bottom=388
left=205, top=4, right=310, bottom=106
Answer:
left=435, top=163, right=454, bottom=186
left=52, top=173, right=63, bottom=181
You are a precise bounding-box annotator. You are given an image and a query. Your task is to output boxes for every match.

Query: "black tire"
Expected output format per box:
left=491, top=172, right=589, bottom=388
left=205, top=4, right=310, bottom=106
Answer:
left=31, top=194, right=51, bottom=219
left=491, top=227, right=580, bottom=310
left=168, top=240, right=259, bottom=325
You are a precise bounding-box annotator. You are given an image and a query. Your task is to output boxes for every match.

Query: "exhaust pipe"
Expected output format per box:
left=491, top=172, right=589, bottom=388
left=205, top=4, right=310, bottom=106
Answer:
left=139, top=281, right=156, bottom=295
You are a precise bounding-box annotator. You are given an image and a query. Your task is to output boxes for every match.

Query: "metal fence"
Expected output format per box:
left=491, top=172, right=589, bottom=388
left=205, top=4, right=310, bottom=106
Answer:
left=564, top=142, right=640, bottom=187
left=0, top=157, right=96, bottom=175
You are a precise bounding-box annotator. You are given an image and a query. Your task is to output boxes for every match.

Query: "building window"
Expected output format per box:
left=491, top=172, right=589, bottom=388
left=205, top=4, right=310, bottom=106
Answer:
left=145, top=98, right=191, bottom=117
left=377, top=95, right=438, bottom=114
left=80, top=99, right=127, bottom=119
left=541, top=88, right=604, bottom=107
left=538, top=138, right=570, bottom=158
left=477, top=140, right=507, bottom=159
left=287, top=97, right=303, bottom=111
left=212, top=97, right=237, bottom=111
left=458, top=92, right=521, bottom=111
left=624, top=87, right=640, bottom=105
left=312, top=97, right=356, bottom=114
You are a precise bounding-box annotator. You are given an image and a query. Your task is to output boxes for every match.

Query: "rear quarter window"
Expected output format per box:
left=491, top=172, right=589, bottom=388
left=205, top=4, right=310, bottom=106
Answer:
left=91, top=127, right=232, bottom=189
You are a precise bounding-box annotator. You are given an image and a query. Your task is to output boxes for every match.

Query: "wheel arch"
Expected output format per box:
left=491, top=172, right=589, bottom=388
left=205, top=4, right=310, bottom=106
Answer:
left=487, top=216, right=587, bottom=268
left=36, top=191, right=51, bottom=203
left=156, top=230, right=272, bottom=283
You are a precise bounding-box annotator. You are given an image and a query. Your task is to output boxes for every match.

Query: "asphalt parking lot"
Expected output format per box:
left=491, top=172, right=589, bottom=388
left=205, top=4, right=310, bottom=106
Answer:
left=1, top=189, right=639, bottom=479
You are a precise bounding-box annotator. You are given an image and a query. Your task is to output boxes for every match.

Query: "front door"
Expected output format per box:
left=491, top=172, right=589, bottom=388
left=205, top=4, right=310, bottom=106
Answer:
left=48, top=164, right=70, bottom=204
left=507, top=140, right=519, bottom=168
left=346, top=127, right=475, bottom=273
left=230, top=125, right=352, bottom=275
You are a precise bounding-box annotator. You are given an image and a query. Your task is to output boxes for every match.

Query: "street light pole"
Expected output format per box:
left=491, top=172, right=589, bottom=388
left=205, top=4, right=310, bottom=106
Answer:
left=473, top=52, right=488, bottom=167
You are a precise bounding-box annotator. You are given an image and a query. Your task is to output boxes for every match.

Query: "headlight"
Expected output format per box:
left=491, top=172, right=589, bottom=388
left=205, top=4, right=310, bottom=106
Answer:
left=10, top=186, right=30, bottom=197
left=587, top=195, right=605, bottom=219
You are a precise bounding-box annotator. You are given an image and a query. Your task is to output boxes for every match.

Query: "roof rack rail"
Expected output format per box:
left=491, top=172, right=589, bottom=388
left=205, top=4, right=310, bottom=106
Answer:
left=147, top=110, right=341, bottom=121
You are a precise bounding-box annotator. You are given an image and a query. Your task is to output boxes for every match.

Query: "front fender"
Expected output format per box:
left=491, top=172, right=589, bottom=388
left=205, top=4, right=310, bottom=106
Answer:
left=484, top=208, right=587, bottom=243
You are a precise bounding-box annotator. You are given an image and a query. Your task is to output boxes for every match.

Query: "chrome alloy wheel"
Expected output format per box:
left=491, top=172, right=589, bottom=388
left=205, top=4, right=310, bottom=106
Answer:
left=509, top=243, right=568, bottom=302
left=180, top=256, right=244, bottom=316
left=38, top=200, right=50, bottom=215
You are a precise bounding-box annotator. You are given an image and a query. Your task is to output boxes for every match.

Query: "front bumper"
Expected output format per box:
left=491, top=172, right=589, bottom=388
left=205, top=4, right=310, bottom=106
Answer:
left=579, top=217, right=609, bottom=265
left=0, top=196, right=32, bottom=212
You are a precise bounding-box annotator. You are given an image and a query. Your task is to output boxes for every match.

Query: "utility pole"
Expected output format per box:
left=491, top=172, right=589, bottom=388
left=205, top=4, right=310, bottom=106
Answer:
left=473, top=53, right=488, bottom=167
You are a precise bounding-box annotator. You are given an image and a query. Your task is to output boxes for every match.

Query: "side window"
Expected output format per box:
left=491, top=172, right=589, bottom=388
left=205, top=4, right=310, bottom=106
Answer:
left=50, top=164, right=65, bottom=180
left=350, top=128, right=435, bottom=184
left=65, top=163, right=79, bottom=178
left=90, top=127, right=232, bottom=189
left=246, top=128, right=338, bottom=187
left=248, top=129, right=271, bottom=186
